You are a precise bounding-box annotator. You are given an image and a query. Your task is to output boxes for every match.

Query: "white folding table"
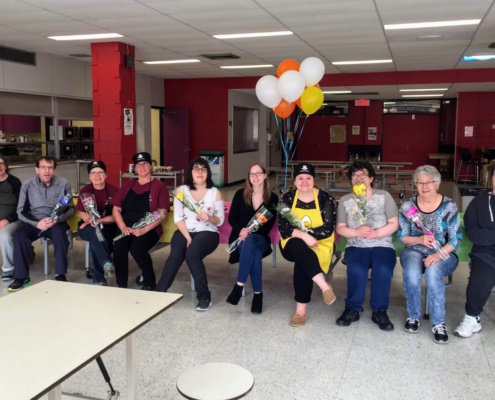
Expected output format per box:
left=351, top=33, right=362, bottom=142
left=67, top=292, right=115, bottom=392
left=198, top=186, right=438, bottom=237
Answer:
left=0, top=281, right=182, bottom=400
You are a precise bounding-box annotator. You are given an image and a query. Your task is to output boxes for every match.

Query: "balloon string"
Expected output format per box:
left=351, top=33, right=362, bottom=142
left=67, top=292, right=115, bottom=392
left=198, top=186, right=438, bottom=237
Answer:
left=289, top=115, right=309, bottom=163
left=290, top=108, right=302, bottom=151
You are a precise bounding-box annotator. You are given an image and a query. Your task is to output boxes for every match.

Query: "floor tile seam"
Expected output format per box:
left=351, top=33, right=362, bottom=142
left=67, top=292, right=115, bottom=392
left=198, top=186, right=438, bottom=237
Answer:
left=479, top=333, right=495, bottom=381
left=335, top=320, right=360, bottom=398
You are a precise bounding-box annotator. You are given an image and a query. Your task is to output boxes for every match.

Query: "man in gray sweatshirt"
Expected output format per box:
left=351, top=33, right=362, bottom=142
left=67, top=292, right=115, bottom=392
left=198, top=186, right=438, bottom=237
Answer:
left=8, top=156, right=75, bottom=292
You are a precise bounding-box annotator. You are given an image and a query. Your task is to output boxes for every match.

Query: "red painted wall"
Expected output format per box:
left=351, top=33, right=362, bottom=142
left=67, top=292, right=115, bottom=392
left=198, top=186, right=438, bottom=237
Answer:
left=348, top=103, right=365, bottom=145
left=0, top=115, right=41, bottom=133
left=365, top=101, right=383, bottom=146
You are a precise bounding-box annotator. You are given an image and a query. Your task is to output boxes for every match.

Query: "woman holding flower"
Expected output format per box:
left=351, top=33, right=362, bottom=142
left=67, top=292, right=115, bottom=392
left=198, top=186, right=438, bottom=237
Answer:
left=156, top=158, right=224, bottom=312
left=336, top=160, right=398, bottom=331
left=226, top=162, right=278, bottom=314
left=398, top=165, right=461, bottom=344
left=278, top=163, right=336, bottom=327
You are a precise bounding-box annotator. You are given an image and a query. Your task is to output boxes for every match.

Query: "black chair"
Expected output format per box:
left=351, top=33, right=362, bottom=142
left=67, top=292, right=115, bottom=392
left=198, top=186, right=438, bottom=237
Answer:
left=456, top=147, right=484, bottom=185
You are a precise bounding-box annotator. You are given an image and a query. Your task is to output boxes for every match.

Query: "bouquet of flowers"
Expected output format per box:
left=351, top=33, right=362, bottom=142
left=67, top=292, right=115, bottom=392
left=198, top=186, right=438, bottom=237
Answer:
left=273, top=201, right=318, bottom=252
left=352, top=183, right=367, bottom=225
left=81, top=193, right=105, bottom=242
left=38, top=194, right=72, bottom=236
left=226, top=205, right=273, bottom=254
left=401, top=203, right=449, bottom=260
left=173, top=187, right=217, bottom=231
left=113, top=210, right=164, bottom=242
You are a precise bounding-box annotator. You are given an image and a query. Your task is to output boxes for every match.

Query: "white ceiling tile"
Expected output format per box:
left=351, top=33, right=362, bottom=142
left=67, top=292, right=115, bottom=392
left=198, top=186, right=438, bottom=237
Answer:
left=171, top=9, right=274, bottom=25
left=257, top=0, right=350, bottom=6
left=456, top=59, right=495, bottom=69
left=333, top=63, right=396, bottom=73
left=0, top=11, right=72, bottom=25
left=267, top=1, right=375, bottom=19
left=0, top=26, right=26, bottom=35
left=13, top=21, right=108, bottom=35
left=1, top=1, right=44, bottom=13
left=146, top=0, right=259, bottom=14
left=22, top=0, right=137, bottom=9
left=88, top=15, right=183, bottom=31
left=397, top=83, right=453, bottom=89
left=280, top=11, right=379, bottom=27
left=378, top=5, right=491, bottom=24
left=56, top=4, right=160, bottom=20
left=0, top=33, right=49, bottom=43
left=192, top=19, right=286, bottom=34
left=110, top=24, right=197, bottom=37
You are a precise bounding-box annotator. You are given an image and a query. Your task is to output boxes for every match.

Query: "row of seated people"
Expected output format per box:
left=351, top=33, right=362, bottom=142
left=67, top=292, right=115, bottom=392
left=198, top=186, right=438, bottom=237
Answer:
left=0, top=154, right=492, bottom=344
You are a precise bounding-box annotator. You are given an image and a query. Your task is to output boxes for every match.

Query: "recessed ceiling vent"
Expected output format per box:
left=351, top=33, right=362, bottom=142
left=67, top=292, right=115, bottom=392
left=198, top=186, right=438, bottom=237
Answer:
left=69, top=54, right=91, bottom=58
left=200, top=53, right=240, bottom=60
left=0, top=45, right=36, bottom=66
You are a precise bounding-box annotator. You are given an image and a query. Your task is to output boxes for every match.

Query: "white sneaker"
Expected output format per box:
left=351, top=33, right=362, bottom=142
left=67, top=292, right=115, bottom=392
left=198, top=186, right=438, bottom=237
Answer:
left=454, top=314, right=482, bottom=338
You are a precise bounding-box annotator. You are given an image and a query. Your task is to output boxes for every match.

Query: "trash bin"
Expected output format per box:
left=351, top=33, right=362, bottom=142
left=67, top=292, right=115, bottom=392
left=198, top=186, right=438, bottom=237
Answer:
left=459, top=187, right=492, bottom=212
left=200, top=151, right=225, bottom=188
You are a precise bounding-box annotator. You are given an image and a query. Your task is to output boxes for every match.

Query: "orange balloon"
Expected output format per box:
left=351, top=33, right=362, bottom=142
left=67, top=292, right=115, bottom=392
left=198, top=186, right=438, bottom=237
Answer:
left=277, top=59, right=300, bottom=78
left=273, top=99, right=296, bottom=119
left=314, top=83, right=320, bottom=88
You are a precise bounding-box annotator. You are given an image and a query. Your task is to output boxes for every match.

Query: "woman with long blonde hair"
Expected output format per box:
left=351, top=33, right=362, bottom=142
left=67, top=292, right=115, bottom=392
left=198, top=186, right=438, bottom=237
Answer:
left=226, top=162, right=278, bottom=314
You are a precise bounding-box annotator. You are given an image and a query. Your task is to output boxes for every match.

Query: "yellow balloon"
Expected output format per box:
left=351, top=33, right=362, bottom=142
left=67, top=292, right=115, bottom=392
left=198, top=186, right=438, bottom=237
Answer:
left=301, top=87, right=324, bottom=115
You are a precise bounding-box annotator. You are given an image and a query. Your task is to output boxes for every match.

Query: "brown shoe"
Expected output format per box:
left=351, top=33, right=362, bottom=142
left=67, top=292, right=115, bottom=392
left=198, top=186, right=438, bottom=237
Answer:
left=290, top=313, right=308, bottom=327
left=323, top=286, right=336, bottom=305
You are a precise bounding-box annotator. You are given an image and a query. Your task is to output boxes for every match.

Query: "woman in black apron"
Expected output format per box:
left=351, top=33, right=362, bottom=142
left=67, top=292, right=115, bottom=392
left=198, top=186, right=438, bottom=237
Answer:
left=112, top=152, right=169, bottom=290
left=77, top=161, right=118, bottom=285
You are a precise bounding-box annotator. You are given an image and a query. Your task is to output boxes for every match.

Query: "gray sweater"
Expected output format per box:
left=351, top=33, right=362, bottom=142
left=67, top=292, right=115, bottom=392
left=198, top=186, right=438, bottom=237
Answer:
left=17, top=175, right=75, bottom=227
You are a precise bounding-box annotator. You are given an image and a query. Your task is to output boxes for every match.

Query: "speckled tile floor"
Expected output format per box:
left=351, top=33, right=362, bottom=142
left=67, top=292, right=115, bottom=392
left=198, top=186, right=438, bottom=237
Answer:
left=2, top=179, right=494, bottom=400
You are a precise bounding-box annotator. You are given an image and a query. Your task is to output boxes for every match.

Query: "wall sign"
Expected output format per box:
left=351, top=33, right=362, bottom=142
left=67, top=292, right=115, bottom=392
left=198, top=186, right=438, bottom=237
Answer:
left=368, top=127, right=377, bottom=140
left=352, top=126, right=360, bottom=135
left=464, top=126, right=473, bottom=137
left=124, top=108, right=133, bottom=135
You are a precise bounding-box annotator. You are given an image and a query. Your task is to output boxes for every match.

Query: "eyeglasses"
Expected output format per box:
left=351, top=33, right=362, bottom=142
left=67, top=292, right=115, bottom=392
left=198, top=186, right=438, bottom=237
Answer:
left=352, top=173, right=369, bottom=179
left=192, top=167, right=207, bottom=173
left=135, top=162, right=150, bottom=168
left=90, top=172, right=105, bottom=176
left=416, top=181, right=437, bottom=186
left=249, top=172, right=264, bottom=177
left=0, top=162, right=5, bottom=167
left=39, top=166, right=54, bottom=171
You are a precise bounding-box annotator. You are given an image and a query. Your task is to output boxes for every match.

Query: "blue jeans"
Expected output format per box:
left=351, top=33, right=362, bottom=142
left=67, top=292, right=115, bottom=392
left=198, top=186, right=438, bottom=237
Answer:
left=78, top=224, right=113, bottom=284
left=344, top=246, right=397, bottom=312
left=400, top=247, right=458, bottom=325
left=237, top=234, right=270, bottom=293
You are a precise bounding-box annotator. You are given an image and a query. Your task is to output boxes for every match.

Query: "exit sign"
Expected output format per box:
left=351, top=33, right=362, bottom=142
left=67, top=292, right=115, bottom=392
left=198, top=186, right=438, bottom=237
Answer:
left=355, top=100, right=370, bottom=106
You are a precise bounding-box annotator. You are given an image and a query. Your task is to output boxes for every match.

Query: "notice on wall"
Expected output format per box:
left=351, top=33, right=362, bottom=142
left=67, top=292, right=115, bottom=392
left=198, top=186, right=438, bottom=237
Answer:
left=465, top=126, right=474, bottom=137
left=352, top=125, right=360, bottom=136
left=124, top=109, right=133, bottom=135
left=330, top=125, right=346, bottom=143
left=368, top=127, right=377, bottom=141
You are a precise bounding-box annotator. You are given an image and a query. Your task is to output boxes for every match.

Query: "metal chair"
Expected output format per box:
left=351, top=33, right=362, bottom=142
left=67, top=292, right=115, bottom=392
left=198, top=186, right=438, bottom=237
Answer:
left=456, top=147, right=483, bottom=185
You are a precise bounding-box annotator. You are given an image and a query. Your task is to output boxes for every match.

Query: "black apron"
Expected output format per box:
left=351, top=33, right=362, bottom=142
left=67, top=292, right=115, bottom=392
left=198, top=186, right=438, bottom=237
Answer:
left=121, top=179, right=152, bottom=231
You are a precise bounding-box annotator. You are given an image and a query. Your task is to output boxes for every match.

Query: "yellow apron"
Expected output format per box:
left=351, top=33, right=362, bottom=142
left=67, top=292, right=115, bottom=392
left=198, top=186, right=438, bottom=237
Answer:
left=280, top=189, right=334, bottom=273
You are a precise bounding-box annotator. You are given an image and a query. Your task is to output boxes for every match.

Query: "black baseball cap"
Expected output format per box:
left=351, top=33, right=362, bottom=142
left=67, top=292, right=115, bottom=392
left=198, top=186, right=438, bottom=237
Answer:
left=294, top=163, right=315, bottom=178
left=87, top=160, right=106, bottom=173
left=132, top=152, right=152, bottom=165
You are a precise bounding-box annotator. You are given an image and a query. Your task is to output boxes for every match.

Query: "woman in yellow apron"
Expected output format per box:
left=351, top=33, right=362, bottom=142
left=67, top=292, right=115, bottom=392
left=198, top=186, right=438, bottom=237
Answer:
left=278, top=163, right=336, bottom=327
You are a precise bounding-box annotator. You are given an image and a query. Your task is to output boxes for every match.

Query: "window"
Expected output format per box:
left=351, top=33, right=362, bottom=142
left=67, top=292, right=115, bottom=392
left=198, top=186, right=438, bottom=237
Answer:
left=233, top=106, right=259, bottom=154
left=383, top=100, right=441, bottom=114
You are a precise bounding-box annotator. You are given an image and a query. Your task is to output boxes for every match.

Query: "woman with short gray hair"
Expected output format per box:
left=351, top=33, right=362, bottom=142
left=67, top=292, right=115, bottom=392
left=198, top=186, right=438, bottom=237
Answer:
left=398, top=165, right=462, bottom=344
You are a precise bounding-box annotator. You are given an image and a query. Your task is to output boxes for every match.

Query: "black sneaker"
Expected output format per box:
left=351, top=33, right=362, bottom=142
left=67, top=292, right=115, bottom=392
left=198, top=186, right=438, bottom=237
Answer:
left=55, top=274, right=67, bottom=282
left=336, top=307, right=360, bottom=326
left=432, top=323, right=449, bottom=344
left=141, top=285, right=156, bottom=291
left=196, top=300, right=212, bottom=311
left=2, top=273, right=14, bottom=282
left=404, top=317, right=420, bottom=333
left=372, top=309, right=394, bottom=331
left=135, top=275, right=144, bottom=286
left=8, top=277, right=31, bottom=292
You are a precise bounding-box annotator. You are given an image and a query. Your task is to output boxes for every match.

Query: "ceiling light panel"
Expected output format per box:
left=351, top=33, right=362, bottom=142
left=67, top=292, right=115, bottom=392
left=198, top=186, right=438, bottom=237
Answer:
left=143, top=59, right=201, bottom=64
left=220, top=65, right=274, bottom=69
left=400, top=88, right=449, bottom=91
left=48, top=33, right=123, bottom=41
left=402, top=94, right=445, bottom=97
left=332, top=60, right=393, bottom=65
left=384, top=19, right=481, bottom=30
left=213, top=31, right=293, bottom=39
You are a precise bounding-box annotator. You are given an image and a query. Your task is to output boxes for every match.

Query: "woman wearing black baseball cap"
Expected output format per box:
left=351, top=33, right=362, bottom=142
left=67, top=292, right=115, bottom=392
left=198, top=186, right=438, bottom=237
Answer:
left=278, top=163, right=337, bottom=327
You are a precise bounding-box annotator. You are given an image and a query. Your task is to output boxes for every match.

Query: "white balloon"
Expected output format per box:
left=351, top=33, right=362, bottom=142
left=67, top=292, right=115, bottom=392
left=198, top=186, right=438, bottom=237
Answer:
left=277, top=70, right=305, bottom=103
left=255, top=75, right=282, bottom=108
left=299, top=57, right=325, bottom=87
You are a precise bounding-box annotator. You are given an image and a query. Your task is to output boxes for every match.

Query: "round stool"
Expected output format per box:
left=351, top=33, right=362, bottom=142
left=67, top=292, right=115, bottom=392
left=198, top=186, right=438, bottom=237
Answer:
left=176, top=362, right=254, bottom=400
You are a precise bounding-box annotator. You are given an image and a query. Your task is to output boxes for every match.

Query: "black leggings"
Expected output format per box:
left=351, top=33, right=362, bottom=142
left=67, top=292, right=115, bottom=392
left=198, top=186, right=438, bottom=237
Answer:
left=280, top=238, right=323, bottom=304
left=156, top=230, right=219, bottom=302
left=465, top=256, right=495, bottom=317
left=113, top=230, right=159, bottom=288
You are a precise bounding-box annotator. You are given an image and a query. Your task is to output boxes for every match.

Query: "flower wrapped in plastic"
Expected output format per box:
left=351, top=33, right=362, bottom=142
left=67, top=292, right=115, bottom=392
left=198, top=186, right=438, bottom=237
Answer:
left=401, top=202, right=449, bottom=261
left=38, top=194, right=72, bottom=236
left=113, top=210, right=164, bottom=242
left=226, top=205, right=273, bottom=254
left=81, top=193, right=105, bottom=242
left=352, top=183, right=367, bottom=225
left=273, top=201, right=319, bottom=252
left=173, top=187, right=217, bottom=231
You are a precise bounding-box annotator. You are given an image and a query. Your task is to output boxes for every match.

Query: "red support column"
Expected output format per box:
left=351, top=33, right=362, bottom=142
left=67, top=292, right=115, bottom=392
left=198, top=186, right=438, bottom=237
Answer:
left=91, top=42, right=136, bottom=186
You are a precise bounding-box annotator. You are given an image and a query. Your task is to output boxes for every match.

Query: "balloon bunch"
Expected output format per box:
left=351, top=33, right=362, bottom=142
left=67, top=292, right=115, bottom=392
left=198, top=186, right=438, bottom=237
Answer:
left=255, top=57, right=325, bottom=192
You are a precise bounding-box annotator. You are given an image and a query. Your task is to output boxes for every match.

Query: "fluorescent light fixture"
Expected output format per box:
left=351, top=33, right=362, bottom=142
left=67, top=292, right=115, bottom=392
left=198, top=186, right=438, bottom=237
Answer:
left=322, top=91, right=352, bottom=94
left=332, top=60, right=392, bottom=65
left=213, top=31, right=293, bottom=39
left=400, top=88, right=448, bottom=92
left=463, top=55, right=495, bottom=61
left=384, top=19, right=480, bottom=30
left=48, top=33, right=123, bottom=41
left=384, top=102, right=396, bottom=105
left=402, top=94, right=444, bottom=97
left=143, top=59, right=200, bottom=64
left=220, top=64, right=273, bottom=69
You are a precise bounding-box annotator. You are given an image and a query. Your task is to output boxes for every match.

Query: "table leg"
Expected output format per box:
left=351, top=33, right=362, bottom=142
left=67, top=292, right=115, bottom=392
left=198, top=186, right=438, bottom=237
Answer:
left=47, top=384, right=62, bottom=400
left=126, top=333, right=137, bottom=400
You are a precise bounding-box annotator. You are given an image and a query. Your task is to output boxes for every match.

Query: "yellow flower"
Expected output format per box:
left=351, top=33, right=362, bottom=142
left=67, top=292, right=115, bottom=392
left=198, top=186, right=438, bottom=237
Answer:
left=353, top=183, right=366, bottom=197
left=175, top=191, right=184, bottom=201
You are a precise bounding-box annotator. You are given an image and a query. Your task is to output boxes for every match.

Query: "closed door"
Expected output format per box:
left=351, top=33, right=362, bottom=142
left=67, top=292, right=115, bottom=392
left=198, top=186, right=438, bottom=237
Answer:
left=383, top=114, right=439, bottom=168
left=163, top=109, right=190, bottom=173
